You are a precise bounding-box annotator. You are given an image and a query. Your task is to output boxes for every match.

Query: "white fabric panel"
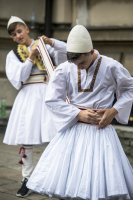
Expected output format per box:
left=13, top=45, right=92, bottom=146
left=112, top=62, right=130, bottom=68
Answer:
left=38, top=37, right=55, bottom=78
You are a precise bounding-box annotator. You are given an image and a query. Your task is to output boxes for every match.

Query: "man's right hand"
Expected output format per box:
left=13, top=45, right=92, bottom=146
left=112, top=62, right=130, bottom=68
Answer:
left=29, top=46, right=39, bottom=61
left=77, top=109, right=101, bottom=125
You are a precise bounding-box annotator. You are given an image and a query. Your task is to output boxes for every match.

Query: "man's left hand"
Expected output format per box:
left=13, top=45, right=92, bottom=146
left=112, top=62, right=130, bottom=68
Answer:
left=39, top=35, right=52, bottom=46
left=97, top=108, right=118, bottom=130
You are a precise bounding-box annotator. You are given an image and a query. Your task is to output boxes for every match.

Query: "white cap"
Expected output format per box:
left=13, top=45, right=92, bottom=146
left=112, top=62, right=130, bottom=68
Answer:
left=7, top=16, right=26, bottom=29
left=67, top=25, right=93, bottom=53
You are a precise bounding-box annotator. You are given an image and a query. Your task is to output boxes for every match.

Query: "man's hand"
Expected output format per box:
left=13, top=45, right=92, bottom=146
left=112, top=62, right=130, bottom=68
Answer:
left=97, top=108, right=118, bottom=130
left=39, top=35, right=52, bottom=46
left=77, top=109, right=102, bottom=125
left=29, top=46, right=39, bottom=61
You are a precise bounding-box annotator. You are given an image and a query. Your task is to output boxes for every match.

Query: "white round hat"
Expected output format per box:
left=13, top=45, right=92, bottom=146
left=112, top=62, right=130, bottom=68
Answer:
left=7, top=16, right=26, bottom=29
left=67, top=25, right=93, bottom=53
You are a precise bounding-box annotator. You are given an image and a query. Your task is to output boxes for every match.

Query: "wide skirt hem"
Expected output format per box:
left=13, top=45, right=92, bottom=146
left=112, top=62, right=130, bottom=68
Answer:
left=3, top=140, right=51, bottom=146
left=27, top=124, right=133, bottom=200
left=27, top=184, right=130, bottom=200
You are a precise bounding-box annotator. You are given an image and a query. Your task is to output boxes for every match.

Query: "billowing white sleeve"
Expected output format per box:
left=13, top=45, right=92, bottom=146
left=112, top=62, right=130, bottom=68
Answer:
left=112, top=63, right=133, bottom=124
left=6, top=51, right=33, bottom=90
left=45, top=63, right=80, bottom=133
left=46, top=39, right=67, bottom=66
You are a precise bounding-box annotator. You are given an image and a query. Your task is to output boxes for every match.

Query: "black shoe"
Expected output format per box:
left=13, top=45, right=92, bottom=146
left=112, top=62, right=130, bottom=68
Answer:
left=16, top=178, right=32, bottom=197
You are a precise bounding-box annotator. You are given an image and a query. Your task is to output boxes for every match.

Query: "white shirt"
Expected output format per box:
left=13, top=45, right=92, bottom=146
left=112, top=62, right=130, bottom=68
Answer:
left=45, top=50, right=133, bottom=132
left=6, top=39, right=67, bottom=90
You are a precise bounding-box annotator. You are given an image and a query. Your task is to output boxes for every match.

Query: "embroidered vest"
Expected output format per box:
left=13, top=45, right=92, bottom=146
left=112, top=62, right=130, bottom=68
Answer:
left=13, top=40, right=55, bottom=71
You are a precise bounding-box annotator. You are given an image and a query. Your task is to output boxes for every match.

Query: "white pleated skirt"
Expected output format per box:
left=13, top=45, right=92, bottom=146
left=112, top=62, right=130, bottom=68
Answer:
left=3, top=83, right=57, bottom=145
left=27, top=123, right=133, bottom=200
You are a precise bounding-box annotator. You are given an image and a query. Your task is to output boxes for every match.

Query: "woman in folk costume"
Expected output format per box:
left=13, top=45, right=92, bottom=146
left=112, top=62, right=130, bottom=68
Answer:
left=3, top=16, right=67, bottom=197
left=27, top=24, right=133, bottom=199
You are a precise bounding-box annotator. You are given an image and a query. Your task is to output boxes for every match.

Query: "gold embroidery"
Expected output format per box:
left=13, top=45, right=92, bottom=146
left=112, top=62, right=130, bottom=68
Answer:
left=78, top=57, right=102, bottom=92
left=17, top=40, right=45, bottom=71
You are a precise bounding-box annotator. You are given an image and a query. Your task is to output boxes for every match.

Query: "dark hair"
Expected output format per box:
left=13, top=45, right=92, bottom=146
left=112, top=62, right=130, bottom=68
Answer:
left=67, top=52, right=90, bottom=63
left=8, top=22, right=26, bottom=35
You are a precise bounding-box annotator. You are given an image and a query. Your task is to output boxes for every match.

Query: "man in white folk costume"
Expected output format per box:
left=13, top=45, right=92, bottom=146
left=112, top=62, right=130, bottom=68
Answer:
left=27, top=24, right=133, bottom=199
left=3, top=16, right=67, bottom=197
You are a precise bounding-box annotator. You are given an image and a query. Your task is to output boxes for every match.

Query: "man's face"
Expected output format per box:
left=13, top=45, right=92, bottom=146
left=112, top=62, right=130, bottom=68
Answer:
left=73, top=51, right=94, bottom=70
left=10, top=24, right=29, bottom=45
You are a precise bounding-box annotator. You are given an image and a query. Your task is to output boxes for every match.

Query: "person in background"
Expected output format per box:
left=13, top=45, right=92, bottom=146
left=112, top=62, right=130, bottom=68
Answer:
left=3, top=16, right=67, bottom=198
left=27, top=24, right=133, bottom=200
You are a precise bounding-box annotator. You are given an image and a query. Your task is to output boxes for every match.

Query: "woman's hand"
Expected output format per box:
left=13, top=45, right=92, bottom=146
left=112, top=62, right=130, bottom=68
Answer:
left=77, top=109, right=101, bottom=125
left=97, top=108, right=118, bottom=130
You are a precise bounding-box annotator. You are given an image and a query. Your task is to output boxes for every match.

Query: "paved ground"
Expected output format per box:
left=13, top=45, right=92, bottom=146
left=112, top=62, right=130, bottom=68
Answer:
left=0, top=132, right=53, bottom=200
left=0, top=131, right=133, bottom=200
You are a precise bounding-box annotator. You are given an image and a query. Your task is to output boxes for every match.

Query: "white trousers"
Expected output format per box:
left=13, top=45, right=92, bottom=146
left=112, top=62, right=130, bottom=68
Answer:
left=21, top=145, right=33, bottom=181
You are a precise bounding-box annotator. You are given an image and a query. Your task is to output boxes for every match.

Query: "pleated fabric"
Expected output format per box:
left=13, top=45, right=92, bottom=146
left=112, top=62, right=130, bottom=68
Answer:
left=3, top=84, right=57, bottom=145
left=27, top=124, right=133, bottom=200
